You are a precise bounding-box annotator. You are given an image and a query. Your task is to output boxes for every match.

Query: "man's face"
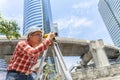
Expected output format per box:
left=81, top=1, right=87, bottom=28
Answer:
left=30, top=31, right=42, bottom=43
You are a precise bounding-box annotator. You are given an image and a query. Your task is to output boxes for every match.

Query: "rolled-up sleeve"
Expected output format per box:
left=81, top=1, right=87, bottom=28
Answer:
left=17, top=38, right=51, bottom=57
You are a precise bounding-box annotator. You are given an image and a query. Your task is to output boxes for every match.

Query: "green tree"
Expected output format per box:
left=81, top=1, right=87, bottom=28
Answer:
left=0, top=13, right=21, bottom=40
left=43, top=63, right=55, bottom=80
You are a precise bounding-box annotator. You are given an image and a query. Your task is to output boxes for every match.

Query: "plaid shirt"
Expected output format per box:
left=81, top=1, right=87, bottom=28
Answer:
left=7, top=38, right=51, bottom=75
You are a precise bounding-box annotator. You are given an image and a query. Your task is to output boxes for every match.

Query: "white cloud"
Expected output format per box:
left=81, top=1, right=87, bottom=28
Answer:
left=89, top=26, right=114, bottom=44
left=72, top=2, right=92, bottom=9
left=72, top=17, right=93, bottom=27
left=0, top=0, right=23, bottom=35
left=67, top=29, right=82, bottom=38
left=72, top=0, right=98, bottom=9
left=56, top=16, right=93, bottom=30
left=0, top=0, right=7, bottom=7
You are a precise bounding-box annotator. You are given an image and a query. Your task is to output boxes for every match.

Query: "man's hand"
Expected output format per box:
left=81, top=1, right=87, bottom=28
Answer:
left=47, top=32, right=56, bottom=40
left=32, top=67, right=39, bottom=73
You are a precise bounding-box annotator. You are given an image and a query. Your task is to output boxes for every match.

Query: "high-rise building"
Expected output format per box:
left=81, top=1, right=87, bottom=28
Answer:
left=53, top=23, right=59, bottom=36
left=98, top=0, right=120, bottom=47
left=23, top=0, right=53, bottom=35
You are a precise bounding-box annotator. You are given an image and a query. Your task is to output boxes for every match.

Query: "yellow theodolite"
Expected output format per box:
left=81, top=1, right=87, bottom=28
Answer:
left=43, top=34, right=48, bottom=38
left=43, top=32, right=58, bottom=39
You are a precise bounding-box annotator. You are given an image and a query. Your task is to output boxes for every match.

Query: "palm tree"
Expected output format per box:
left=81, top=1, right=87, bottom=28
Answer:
left=0, top=13, right=21, bottom=40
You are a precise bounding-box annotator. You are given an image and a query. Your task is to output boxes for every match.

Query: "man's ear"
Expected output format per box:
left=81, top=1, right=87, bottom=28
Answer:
left=28, top=34, right=32, bottom=40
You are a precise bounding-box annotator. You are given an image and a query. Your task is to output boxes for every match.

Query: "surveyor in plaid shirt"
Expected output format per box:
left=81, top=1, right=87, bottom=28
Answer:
left=5, top=27, right=55, bottom=80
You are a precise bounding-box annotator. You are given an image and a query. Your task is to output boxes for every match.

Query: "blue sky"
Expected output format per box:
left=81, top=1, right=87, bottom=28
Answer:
left=0, top=0, right=114, bottom=68
left=0, top=0, right=114, bottom=45
left=50, top=0, right=114, bottom=45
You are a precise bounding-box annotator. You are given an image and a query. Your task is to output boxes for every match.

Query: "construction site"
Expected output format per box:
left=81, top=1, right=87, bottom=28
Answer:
left=0, top=37, right=120, bottom=80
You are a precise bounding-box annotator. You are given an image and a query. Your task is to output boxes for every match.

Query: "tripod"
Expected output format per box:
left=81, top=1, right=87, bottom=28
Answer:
left=34, top=40, right=73, bottom=80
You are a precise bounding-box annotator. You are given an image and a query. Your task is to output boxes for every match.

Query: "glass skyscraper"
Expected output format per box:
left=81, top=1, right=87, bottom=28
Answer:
left=23, top=1, right=56, bottom=76
left=98, top=0, right=120, bottom=47
left=23, top=0, right=53, bottom=35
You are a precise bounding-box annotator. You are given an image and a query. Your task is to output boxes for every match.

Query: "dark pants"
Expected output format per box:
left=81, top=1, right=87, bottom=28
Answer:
left=5, top=70, right=34, bottom=80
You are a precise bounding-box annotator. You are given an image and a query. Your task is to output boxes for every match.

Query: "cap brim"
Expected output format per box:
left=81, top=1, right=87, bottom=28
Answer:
left=36, top=30, right=43, bottom=33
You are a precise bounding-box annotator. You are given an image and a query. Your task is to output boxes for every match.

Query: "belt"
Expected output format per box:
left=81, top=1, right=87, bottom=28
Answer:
left=8, top=70, right=29, bottom=76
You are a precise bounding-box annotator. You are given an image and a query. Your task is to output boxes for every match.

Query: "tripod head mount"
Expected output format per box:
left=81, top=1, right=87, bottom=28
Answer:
left=43, top=32, right=58, bottom=41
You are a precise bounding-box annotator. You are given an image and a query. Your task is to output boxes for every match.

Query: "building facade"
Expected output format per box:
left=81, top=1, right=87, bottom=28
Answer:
left=53, top=23, right=59, bottom=36
left=23, top=0, right=53, bottom=35
left=98, top=0, right=120, bottom=47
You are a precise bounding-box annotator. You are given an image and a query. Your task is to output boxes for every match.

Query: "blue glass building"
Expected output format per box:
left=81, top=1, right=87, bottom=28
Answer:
left=98, top=0, right=120, bottom=47
left=23, top=0, right=53, bottom=35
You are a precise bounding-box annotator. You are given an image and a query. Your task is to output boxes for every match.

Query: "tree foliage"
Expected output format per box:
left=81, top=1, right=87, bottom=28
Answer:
left=43, top=63, right=55, bottom=80
left=0, top=13, right=21, bottom=40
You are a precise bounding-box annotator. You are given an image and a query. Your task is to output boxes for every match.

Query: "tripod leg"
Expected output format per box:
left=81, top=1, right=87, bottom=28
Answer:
left=53, top=42, right=73, bottom=80
left=34, top=48, right=48, bottom=80
left=50, top=46, right=65, bottom=80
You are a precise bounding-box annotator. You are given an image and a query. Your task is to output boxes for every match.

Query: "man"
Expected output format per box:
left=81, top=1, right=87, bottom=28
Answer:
left=5, top=27, right=55, bottom=80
